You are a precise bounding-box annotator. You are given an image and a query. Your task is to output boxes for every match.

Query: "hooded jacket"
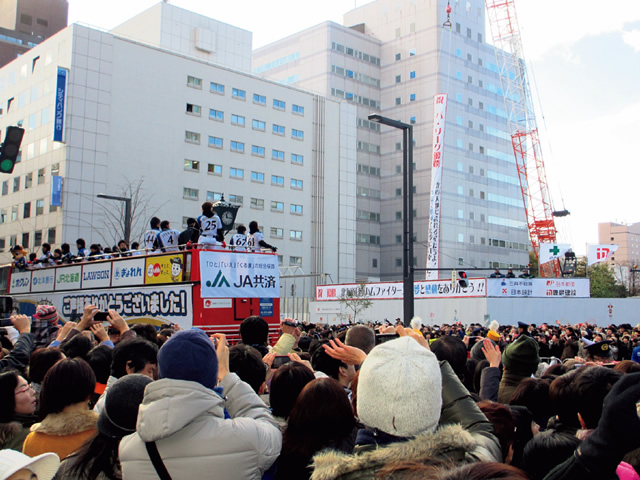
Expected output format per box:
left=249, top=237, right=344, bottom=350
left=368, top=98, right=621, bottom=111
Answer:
left=119, top=373, right=281, bottom=480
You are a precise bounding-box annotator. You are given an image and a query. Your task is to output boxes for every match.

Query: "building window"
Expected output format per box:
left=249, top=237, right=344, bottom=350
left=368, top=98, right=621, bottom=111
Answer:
left=252, top=119, right=265, bottom=131
left=23, top=202, right=31, bottom=219
left=271, top=227, right=283, bottom=238
left=231, top=114, right=245, bottom=126
left=291, top=129, right=304, bottom=140
left=253, top=94, right=266, bottom=105
left=187, top=75, right=202, bottom=88
left=251, top=198, right=264, bottom=210
left=290, top=256, right=302, bottom=266
left=183, top=188, right=199, bottom=200
left=37, top=168, right=45, bottom=184
left=272, top=150, right=285, bottom=161
left=230, top=141, right=245, bottom=153
left=395, top=53, right=401, bottom=61
left=48, top=227, right=56, bottom=244
left=11, top=206, right=17, bottom=221
left=35, top=199, right=44, bottom=216
left=290, top=179, right=303, bottom=189
left=230, top=168, right=244, bottom=179
left=184, top=159, right=200, bottom=171
left=232, top=88, right=246, bottom=100
left=291, top=154, right=303, bottom=165
left=290, top=230, right=302, bottom=240
left=467, top=28, right=472, bottom=38
left=271, top=201, right=284, bottom=212
left=410, top=93, right=416, bottom=102
left=209, top=109, right=223, bottom=121
left=185, top=131, right=200, bottom=144
left=208, top=136, right=223, bottom=148
left=290, top=204, right=303, bottom=215
left=273, top=124, right=285, bottom=135
left=273, top=99, right=286, bottom=110
left=13, top=177, right=20, bottom=192
left=210, top=82, right=224, bottom=94
left=207, top=191, right=222, bottom=202
left=410, top=71, right=416, bottom=79
left=458, top=233, right=464, bottom=242
left=395, top=75, right=402, bottom=83
left=228, top=194, right=243, bottom=205
left=20, top=14, right=33, bottom=25
left=292, top=104, right=304, bottom=115
left=24, top=173, right=32, bottom=189
left=22, top=233, right=29, bottom=249
left=410, top=116, right=416, bottom=124
left=373, top=258, right=378, bottom=268
left=251, top=171, right=265, bottom=183
left=186, top=103, right=201, bottom=115
left=271, top=175, right=284, bottom=186
left=252, top=145, right=265, bottom=157
left=2, top=181, right=7, bottom=195
left=208, top=164, right=222, bottom=175
left=395, top=97, right=402, bottom=105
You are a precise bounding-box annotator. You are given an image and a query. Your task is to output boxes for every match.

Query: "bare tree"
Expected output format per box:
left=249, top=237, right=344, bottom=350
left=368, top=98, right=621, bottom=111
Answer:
left=338, top=283, right=373, bottom=323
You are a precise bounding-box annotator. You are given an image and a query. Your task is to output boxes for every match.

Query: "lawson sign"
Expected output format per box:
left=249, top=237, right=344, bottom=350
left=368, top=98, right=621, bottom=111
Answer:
left=199, top=251, right=279, bottom=298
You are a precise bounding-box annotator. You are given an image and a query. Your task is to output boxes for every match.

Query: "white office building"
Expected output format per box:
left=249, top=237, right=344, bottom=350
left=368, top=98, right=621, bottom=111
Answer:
left=253, top=0, right=530, bottom=281
left=0, top=3, right=357, bottom=284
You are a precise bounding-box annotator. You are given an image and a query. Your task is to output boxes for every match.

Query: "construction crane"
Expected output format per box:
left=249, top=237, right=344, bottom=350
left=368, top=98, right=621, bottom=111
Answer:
left=485, top=0, right=562, bottom=277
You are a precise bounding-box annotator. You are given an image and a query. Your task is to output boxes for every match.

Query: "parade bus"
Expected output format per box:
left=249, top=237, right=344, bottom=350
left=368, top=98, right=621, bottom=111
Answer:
left=0, top=248, right=281, bottom=342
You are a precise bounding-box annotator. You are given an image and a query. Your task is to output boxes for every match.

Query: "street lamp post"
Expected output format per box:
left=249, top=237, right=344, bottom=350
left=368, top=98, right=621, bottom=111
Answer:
left=368, top=114, right=414, bottom=327
left=97, top=194, right=132, bottom=245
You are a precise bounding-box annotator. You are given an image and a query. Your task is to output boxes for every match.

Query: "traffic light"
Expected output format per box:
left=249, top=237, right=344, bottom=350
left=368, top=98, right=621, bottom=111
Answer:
left=458, top=271, right=468, bottom=288
left=0, top=126, right=25, bottom=174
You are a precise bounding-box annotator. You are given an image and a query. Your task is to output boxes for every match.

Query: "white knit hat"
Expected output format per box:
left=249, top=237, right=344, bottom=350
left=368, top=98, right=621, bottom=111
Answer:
left=357, top=336, right=442, bottom=437
left=0, top=450, right=59, bottom=480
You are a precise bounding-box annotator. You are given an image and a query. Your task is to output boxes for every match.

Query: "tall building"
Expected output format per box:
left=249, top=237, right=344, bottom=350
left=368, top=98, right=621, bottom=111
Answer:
left=598, top=222, right=640, bottom=266
left=0, top=0, right=68, bottom=68
left=0, top=3, right=357, bottom=285
left=253, top=0, right=530, bottom=281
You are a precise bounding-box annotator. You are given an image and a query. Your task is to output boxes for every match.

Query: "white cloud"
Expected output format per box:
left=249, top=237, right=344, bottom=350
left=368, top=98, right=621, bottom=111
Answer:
left=622, top=29, right=640, bottom=52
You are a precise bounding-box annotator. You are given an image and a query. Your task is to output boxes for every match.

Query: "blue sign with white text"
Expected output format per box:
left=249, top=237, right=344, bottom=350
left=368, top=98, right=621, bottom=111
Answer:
left=51, top=175, right=62, bottom=206
left=53, top=67, right=67, bottom=142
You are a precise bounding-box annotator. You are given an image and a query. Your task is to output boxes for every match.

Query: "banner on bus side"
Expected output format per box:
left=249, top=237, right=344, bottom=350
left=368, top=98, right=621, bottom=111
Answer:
left=199, top=251, right=279, bottom=298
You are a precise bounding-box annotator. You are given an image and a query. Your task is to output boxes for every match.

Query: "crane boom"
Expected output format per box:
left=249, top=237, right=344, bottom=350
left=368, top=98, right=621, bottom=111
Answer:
left=485, top=0, right=560, bottom=277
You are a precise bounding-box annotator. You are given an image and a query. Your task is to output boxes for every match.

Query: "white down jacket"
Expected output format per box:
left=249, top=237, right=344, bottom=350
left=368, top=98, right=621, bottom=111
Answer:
left=119, top=373, right=282, bottom=480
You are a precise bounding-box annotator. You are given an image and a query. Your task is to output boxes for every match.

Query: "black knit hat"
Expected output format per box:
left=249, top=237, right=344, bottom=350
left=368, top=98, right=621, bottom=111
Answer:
left=502, top=335, right=540, bottom=376
left=97, top=374, right=152, bottom=439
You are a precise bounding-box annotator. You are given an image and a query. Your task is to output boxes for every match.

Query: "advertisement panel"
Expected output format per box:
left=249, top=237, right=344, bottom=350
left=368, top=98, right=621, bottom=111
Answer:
left=9, top=271, right=31, bottom=294
left=145, top=255, right=184, bottom=284
left=316, top=278, right=486, bottom=301
left=486, top=278, right=590, bottom=298
left=112, top=258, right=146, bottom=287
left=12, top=285, right=193, bottom=330
left=31, top=269, right=56, bottom=292
left=53, top=67, right=67, bottom=142
left=199, top=251, right=279, bottom=298
left=55, top=265, right=81, bottom=291
left=81, top=263, right=112, bottom=289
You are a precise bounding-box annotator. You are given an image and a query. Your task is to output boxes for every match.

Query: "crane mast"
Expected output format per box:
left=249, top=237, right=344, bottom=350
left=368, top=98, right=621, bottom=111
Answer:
left=485, top=0, right=560, bottom=277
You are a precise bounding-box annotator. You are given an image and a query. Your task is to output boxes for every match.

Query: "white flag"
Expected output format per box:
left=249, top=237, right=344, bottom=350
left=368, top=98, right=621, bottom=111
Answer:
left=539, top=243, right=572, bottom=264
left=587, top=244, right=619, bottom=266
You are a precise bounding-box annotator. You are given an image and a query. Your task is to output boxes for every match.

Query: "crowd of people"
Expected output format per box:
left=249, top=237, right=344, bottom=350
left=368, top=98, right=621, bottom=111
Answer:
left=10, top=203, right=279, bottom=272
left=1, top=305, right=640, bottom=480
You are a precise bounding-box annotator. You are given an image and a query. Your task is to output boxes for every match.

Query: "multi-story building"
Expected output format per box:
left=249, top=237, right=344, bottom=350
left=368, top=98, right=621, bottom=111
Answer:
left=253, top=0, right=530, bottom=281
left=599, top=222, right=640, bottom=266
left=0, top=3, right=357, bottom=284
left=0, top=0, right=68, bottom=68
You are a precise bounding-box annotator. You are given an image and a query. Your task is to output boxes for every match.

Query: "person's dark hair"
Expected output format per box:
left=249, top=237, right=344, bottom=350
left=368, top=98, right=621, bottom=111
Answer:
left=477, top=400, right=516, bottom=463
left=240, top=316, right=269, bottom=348
left=61, top=243, right=70, bottom=254
left=29, top=253, right=37, bottom=262
left=345, top=325, right=376, bottom=354
left=613, top=360, right=640, bottom=374
left=117, top=240, right=128, bottom=249
left=229, top=344, right=266, bottom=394
left=311, top=340, right=346, bottom=381
left=236, top=224, right=246, bottom=234
left=572, top=366, right=621, bottom=429
left=28, top=348, right=64, bottom=384
left=160, top=220, right=170, bottom=230
left=42, top=243, right=51, bottom=252
left=249, top=220, right=259, bottom=232
left=130, top=323, right=157, bottom=344
left=473, top=359, right=490, bottom=395
left=269, top=362, right=315, bottom=419
left=150, top=217, right=160, bottom=229
left=76, top=238, right=86, bottom=248
left=89, top=244, right=101, bottom=253
left=509, top=378, right=553, bottom=429
left=430, top=336, right=467, bottom=380
left=0, top=370, right=20, bottom=422
left=61, top=334, right=93, bottom=360
left=542, top=363, right=566, bottom=378
left=157, top=328, right=174, bottom=347
left=549, top=367, right=582, bottom=428
left=201, top=202, right=213, bottom=215
left=110, top=338, right=158, bottom=379
left=39, top=358, right=96, bottom=417
left=440, top=462, right=530, bottom=480
left=283, top=377, right=356, bottom=459
left=186, top=218, right=197, bottom=227
left=86, top=345, right=113, bottom=385
left=521, top=430, right=581, bottom=480
left=463, top=357, right=479, bottom=393
left=131, top=242, right=140, bottom=250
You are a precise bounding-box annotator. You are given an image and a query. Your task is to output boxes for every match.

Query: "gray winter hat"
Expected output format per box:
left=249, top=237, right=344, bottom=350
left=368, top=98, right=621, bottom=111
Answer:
left=98, top=374, right=153, bottom=439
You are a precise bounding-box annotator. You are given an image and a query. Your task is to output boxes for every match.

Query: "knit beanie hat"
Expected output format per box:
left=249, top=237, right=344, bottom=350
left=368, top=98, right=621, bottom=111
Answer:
left=486, top=320, right=500, bottom=342
left=34, top=305, right=60, bottom=324
left=98, top=374, right=153, bottom=439
left=357, top=336, right=442, bottom=437
left=502, top=334, right=540, bottom=376
left=158, top=329, right=218, bottom=390
left=470, top=338, right=496, bottom=362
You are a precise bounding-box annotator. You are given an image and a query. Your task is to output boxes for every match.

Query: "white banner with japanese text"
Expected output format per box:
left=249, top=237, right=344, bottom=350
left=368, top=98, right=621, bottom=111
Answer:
left=486, top=278, right=590, bottom=298
left=426, top=93, right=448, bottom=280
left=199, top=251, right=279, bottom=298
left=112, top=258, right=146, bottom=287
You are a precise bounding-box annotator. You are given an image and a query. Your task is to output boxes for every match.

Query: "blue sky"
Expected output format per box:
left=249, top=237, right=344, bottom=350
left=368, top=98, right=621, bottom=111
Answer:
left=68, top=0, right=640, bottom=254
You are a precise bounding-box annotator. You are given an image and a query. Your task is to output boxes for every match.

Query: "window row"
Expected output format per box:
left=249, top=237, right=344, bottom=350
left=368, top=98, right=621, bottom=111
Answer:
left=0, top=199, right=56, bottom=223
left=186, top=128, right=304, bottom=146
left=3, top=163, right=59, bottom=196
left=0, top=227, right=56, bottom=252
left=183, top=161, right=304, bottom=189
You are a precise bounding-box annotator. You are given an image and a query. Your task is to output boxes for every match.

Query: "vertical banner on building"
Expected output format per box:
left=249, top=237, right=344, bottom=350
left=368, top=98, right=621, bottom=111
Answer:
left=53, top=67, right=68, bottom=143
left=51, top=175, right=62, bottom=207
left=426, top=94, right=448, bottom=280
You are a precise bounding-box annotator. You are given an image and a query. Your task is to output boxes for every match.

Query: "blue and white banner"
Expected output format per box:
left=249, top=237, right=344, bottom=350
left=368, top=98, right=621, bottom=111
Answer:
left=81, top=262, right=112, bottom=289
left=51, top=175, right=62, bottom=207
left=486, top=278, right=590, bottom=298
left=200, top=251, right=279, bottom=298
left=53, top=67, right=67, bottom=142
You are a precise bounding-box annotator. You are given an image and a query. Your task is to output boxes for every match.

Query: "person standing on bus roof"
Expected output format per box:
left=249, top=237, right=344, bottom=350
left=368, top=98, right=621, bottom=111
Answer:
left=229, top=224, right=248, bottom=252
left=247, top=221, right=277, bottom=253
left=76, top=239, right=89, bottom=259
left=178, top=218, right=199, bottom=249
left=197, top=202, right=224, bottom=248
left=143, top=217, right=161, bottom=254
left=154, top=220, right=180, bottom=253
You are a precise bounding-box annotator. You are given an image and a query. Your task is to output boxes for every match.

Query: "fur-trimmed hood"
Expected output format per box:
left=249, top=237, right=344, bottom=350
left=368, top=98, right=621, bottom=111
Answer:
left=30, top=409, right=98, bottom=436
left=311, top=424, right=477, bottom=480
left=0, top=421, right=23, bottom=448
